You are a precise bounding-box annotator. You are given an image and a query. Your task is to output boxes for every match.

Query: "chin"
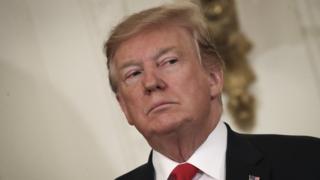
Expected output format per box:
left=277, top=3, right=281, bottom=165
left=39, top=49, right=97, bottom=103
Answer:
left=150, top=116, right=186, bottom=135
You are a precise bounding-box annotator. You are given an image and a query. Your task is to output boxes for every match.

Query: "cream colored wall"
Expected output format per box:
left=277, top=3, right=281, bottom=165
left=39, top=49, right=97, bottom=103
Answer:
left=0, top=0, right=319, bottom=179
left=225, top=0, right=320, bottom=137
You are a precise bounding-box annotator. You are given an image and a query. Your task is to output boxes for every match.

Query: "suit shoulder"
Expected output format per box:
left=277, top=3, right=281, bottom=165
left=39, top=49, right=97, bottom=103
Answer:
left=115, top=163, right=154, bottom=180
left=243, top=134, right=320, bottom=148
left=242, top=133, right=320, bottom=159
left=236, top=133, right=320, bottom=179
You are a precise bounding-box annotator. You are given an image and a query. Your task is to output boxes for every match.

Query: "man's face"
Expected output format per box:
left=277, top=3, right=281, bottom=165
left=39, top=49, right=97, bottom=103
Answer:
left=112, top=25, right=223, bottom=140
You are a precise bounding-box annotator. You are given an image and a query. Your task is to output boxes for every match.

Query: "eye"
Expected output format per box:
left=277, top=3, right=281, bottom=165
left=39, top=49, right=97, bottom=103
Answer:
left=126, top=70, right=141, bottom=79
left=159, top=58, right=178, bottom=67
left=167, top=58, right=178, bottom=65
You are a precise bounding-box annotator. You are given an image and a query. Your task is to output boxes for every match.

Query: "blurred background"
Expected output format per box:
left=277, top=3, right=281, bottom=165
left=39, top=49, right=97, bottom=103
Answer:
left=0, top=0, right=319, bottom=179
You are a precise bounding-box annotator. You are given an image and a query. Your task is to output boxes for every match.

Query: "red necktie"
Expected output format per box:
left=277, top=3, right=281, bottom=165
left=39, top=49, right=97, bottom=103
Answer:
left=169, top=163, right=199, bottom=180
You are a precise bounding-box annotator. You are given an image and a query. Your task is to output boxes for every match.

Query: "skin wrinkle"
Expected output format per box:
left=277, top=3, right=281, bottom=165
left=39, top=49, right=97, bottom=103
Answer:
left=113, top=25, right=223, bottom=162
left=118, top=47, right=178, bottom=77
left=108, top=22, right=212, bottom=93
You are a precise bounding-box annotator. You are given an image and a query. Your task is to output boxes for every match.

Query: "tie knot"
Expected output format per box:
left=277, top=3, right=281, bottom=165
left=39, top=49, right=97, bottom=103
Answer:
left=169, top=163, right=199, bottom=180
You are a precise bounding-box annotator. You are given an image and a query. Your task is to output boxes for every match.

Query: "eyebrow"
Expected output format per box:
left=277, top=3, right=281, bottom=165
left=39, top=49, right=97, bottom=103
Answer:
left=152, top=46, right=176, bottom=60
left=118, top=46, right=177, bottom=71
left=118, top=59, right=141, bottom=71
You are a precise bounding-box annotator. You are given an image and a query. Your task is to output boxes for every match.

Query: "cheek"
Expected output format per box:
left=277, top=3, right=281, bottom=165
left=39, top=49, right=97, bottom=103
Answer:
left=179, top=71, right=211, bottom=104
left=177, top=68, right=210, bottom=92
left=169, top=73, right=211, bottom=102
left=122, top=98, right=145, bottom=126
left=118, top=87, right=144, bottom=115
left=119, top=83, right=143, bottom=102
left=124, top=95, right=143, bottom=114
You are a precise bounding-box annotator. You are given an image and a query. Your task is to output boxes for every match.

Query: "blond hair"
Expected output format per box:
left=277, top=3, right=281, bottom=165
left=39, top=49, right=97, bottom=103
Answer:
left=104, top=2, right=223, bottom=93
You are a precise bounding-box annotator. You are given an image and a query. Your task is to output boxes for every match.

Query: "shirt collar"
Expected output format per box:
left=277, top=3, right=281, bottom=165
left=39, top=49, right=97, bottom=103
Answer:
left=152, top=120, right=228, bottom=180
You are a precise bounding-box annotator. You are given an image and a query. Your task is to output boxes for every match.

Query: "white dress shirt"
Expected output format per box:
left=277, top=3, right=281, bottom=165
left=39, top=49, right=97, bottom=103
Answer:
left=153, top=120, right=228, bottom=180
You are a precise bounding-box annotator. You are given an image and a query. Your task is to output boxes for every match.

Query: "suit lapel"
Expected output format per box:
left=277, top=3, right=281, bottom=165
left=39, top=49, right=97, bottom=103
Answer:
left=139, top=124, right=272, bottom=180
left=225, top=124, right=272, bottom=180
left=141, top=151, right=155, bottom=179
left=117, top=152, right=154, bottom=180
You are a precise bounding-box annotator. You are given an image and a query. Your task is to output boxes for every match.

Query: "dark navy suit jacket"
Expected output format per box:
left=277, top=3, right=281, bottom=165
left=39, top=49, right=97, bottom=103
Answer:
left=116, top=124, right=320, bottom=180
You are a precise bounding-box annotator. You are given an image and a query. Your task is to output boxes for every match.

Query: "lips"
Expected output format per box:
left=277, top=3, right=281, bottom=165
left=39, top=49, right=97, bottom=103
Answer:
left=146, top=101, right=177, bottom=115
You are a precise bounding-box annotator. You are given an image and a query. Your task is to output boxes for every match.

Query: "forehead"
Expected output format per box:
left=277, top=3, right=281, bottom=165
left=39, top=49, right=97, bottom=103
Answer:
left=112, top=25, right=196, bottom=67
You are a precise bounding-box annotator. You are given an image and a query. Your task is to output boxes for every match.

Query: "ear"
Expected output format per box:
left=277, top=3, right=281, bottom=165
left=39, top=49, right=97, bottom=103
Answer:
left=207, top=67, right=224, bottom=97
left=116, top=93, right=134, bottom=125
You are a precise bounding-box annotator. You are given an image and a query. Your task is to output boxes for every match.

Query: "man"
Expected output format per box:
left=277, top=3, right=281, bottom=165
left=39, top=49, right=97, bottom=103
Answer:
left=104, top=2, right=320, bottom=180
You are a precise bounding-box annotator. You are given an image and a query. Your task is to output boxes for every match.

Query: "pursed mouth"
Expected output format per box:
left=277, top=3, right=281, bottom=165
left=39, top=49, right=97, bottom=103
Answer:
left=146, top=102, right=177, bottom=115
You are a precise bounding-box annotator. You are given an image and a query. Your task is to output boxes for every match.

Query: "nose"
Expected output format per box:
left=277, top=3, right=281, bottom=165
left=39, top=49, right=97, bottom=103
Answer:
left=142, top=70, right=166, bottom=94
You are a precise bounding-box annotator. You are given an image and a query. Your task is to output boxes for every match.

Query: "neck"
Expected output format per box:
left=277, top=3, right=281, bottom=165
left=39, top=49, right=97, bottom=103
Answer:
left=149, top=109, right=221, bottom=163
